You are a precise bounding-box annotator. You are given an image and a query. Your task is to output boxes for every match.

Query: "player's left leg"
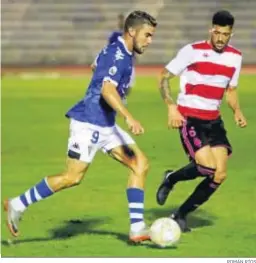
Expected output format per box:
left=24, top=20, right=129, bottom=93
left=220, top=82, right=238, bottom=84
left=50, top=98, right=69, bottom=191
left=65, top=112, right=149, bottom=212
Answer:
left=211, top=146, right=228, bottom=183
left=102, top=125, right=150, bottom=242
left=4, top=157, right=90, bottom=237
left=174, top=146, right=228, bottom=215
left=172, top=121, right=231, bottom=232
left=180, top=120, right=232, bottom=213
left=3, top=118, right=99, bottom=237
left=157, top=118, right=211, bottom=206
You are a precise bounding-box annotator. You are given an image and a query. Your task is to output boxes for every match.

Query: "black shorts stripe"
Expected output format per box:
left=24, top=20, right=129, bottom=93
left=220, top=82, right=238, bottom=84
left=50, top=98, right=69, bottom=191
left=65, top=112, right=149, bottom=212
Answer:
left=68, top=150, right=81, bottom=160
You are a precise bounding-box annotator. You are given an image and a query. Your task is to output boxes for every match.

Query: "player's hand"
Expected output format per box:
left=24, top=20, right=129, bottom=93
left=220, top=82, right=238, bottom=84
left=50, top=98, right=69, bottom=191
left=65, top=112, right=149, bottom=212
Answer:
left=234, top=109, right=247, bottom=128
left=167, top=105, right=186, bottom=129
left=125, top=116, right=144, bottom=135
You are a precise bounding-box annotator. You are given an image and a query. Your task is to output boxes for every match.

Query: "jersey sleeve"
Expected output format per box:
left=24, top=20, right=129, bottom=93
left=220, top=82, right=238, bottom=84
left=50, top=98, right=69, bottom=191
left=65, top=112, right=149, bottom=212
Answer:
left=165, top=44, right=193, bottom=75
left=229, top=56, right=242, bottom=88
left=101, top=48, right=126, bottom=87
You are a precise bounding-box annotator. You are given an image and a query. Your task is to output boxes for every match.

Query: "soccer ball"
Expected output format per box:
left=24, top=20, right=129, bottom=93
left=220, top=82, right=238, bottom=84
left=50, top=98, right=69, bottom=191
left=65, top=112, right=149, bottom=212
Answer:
left=150, top=217, right=181, bottom=248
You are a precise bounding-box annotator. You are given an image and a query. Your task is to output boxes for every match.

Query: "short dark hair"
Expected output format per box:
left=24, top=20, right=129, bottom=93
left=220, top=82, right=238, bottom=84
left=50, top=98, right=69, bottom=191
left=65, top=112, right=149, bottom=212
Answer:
left=212, top=10, right=235, bottom=28
left=124, top=10, right=157, bottom=32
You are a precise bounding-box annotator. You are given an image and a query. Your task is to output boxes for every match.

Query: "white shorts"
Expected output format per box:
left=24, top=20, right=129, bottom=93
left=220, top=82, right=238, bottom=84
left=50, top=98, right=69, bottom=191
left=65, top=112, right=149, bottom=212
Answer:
left=67, top=119, right=135, bottom=163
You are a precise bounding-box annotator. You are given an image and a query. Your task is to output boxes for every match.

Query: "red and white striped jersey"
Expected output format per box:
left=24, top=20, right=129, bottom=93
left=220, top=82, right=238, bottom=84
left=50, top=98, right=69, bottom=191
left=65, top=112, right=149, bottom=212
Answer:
left=165, top=41, right=242, bottom=120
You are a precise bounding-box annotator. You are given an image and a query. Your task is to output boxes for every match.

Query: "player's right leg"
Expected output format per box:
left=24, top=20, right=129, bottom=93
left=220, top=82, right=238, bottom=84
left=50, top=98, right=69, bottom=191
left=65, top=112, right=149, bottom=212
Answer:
left=156, top=161, right=202, bottom=205
left=103, top=125, right=150, bottom=242
left=171, top=145, right=217, bottom=232
left=4, top=119, right=97, bottom=237
left=108, top=143, right=150, bottom=242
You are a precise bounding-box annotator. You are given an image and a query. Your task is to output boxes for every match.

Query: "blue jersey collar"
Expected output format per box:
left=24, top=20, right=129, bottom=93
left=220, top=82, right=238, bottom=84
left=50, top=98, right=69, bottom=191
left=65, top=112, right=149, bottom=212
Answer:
left=117, top=36, right=133, bottom=56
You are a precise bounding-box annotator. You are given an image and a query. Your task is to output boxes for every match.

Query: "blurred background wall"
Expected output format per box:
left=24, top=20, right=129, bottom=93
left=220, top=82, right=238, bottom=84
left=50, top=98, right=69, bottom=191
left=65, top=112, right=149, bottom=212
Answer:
left=2, top=0, right=256, bottom=66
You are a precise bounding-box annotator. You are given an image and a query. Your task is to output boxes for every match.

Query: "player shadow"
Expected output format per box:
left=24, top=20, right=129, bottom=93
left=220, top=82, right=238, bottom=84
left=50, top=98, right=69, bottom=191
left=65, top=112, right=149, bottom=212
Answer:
left=1, top=217, right=129, bottom=246
left=146, top=205, right=216, bottom=230
left=51, top=218, right=129, bottom=243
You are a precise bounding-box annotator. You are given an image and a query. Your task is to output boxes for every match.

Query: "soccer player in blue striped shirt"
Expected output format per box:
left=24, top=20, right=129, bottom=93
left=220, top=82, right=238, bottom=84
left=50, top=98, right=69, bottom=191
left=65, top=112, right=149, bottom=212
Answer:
left=4, top=10, right=157, bottom=243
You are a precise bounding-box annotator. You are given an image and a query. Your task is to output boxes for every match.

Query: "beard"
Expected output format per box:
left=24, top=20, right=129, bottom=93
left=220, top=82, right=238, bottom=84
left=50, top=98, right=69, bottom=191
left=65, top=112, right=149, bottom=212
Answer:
left=211, top=38, right=229, bottom=53
left=133, top=44, right=143, bottom=54
left=133, top=38, right=144, bottom=54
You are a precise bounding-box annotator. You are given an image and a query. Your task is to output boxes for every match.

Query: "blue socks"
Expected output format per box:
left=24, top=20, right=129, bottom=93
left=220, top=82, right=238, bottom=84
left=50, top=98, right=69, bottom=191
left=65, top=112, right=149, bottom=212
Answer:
left=11, top=178, right=53, bottom=212
left=126, top=188, right=145, bottom=232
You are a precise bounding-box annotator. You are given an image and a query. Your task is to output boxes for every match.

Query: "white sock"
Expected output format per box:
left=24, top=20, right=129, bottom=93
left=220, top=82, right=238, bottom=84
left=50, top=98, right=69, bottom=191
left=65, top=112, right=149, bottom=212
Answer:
left=130, top=221, right=146, bottom=232
left=10, top=197, right=27, bottom=212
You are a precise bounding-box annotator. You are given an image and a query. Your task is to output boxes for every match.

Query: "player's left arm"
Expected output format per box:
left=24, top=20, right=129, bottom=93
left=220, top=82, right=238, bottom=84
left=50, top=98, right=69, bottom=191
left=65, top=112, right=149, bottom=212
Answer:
left=90, top=63, right=96, bottom=72
left=226, top=87, right=247, bottom=128
left=225, top=56, right=247, bottom=128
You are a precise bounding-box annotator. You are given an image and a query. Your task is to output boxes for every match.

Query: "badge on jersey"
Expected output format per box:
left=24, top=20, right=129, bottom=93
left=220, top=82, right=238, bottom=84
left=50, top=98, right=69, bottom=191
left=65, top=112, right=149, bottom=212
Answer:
left=108, top=66, right=117, bottom=76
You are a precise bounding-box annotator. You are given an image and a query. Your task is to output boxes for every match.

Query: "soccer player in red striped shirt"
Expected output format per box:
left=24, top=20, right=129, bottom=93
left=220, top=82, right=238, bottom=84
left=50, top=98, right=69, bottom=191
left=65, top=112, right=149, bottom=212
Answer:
left=156, top=10, right=247, bottom=232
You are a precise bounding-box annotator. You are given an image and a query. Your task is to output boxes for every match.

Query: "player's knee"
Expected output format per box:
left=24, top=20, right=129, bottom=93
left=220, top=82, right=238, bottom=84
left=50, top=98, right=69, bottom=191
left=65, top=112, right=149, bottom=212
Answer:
left=134, top=156, right=150, bottom=176
left=140, top=157, right=150, bottom=175
left=143, top=158, right=150, bottom=174
left=63, top=172, right=84, bottom=187
left=214, top=170, right=227, bottom=184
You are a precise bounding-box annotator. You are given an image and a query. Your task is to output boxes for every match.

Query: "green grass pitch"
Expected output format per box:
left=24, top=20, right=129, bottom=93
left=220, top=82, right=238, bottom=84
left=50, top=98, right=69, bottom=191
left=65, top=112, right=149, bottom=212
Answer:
left=1, top=74, right=256, bottom=257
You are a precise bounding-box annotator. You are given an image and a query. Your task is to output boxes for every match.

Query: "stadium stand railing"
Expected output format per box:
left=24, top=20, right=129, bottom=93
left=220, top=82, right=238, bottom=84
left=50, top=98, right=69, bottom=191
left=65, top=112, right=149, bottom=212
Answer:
left=2, top=0, right=256, bottom=66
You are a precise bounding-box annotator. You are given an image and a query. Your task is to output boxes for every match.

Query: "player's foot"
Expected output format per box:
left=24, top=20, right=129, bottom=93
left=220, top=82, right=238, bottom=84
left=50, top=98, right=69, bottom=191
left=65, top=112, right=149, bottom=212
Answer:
left=156, top=170, right=175, bottom=205
left=171, top=212, right=191, bottom=233
left=129, top=226, right=150, bottom=243
left=3, top=199, right=23, bottom=237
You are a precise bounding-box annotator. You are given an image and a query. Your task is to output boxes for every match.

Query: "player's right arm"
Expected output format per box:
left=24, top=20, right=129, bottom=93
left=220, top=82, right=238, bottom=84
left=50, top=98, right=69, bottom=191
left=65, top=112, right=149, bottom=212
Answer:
left=100, top=49, right=143, bottom=135
left=102, top=82, right=144, bottom=135
left=159, top=45, right=192, bottom=128
left=159, top=69, right=184, bottom=129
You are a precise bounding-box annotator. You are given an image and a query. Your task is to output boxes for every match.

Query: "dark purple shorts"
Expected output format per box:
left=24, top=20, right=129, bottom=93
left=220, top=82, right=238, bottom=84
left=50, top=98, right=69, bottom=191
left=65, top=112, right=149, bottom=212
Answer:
left=179, top=117, right=232, bottom=161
